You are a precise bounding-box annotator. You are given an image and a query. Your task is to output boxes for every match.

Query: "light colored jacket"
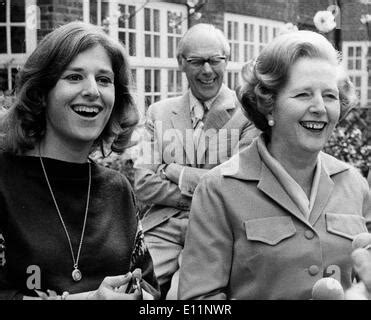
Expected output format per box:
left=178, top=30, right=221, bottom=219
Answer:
left=179, top=138, right=371, bottom=300
left=134, top=85, right=260, bottom=232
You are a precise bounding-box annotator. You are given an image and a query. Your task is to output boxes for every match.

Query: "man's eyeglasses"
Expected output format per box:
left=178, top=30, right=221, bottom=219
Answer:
left=182, top=55, right=227, bottom=68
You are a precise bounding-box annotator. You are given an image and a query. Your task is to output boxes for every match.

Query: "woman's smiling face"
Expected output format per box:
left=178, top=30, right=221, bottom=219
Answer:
left=45, top=44, right=115, bottom=149
left=270, top=57, right=340, bottom=156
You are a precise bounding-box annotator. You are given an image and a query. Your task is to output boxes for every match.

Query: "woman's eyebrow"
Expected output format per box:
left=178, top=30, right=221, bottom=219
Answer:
left=64, top=66, right=114, bottom=76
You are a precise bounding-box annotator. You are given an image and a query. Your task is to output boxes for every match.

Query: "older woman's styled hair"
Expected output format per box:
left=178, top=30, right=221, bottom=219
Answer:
left=0, top=21, right=138, bottom=155
left=237, top=30, right=358, bottom=135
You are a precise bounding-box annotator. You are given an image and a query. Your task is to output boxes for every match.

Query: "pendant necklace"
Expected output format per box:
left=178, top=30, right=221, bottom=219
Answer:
left=39, top=147, right=91, bottom=282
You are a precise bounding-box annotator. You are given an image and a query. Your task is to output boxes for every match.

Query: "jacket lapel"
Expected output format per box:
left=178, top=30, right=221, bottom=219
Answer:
left=170, top=93, right=195, bottom=165
left=258, top=162, right=311, bottom=226
left=222, top=140, right=314, bottom=227
left=309, top=152, right=350, bottom=226
left=199, top=86, right=237, bottom=165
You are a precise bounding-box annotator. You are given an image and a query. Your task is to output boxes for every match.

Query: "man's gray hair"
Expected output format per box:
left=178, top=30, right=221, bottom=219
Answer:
left=176, top=23, right=230, bottom=61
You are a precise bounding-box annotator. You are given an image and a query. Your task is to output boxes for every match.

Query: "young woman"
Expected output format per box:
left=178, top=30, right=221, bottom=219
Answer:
left=0, top=22, right=159, bottom=300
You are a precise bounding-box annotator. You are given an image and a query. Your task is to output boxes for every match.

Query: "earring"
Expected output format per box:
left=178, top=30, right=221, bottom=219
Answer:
left=267, top=116, right=275, bottom=127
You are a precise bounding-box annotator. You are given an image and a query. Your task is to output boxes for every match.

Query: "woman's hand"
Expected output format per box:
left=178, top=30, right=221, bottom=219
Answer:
left=88, top=273, right=142, bottom=300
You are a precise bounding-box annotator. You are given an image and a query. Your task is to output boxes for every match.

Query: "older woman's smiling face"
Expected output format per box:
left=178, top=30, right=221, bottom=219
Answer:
left=270, top=57, right=340, bottom=157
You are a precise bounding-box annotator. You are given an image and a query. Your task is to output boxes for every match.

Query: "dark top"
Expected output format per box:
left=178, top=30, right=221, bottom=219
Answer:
left=0, top=152, right=159, bottom=299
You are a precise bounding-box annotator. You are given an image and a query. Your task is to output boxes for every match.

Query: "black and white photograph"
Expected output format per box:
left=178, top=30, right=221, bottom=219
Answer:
left=0, top=0, right=370, bottom=313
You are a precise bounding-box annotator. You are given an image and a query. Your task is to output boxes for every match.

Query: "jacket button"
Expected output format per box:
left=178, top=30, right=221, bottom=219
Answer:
left=305, top=230, right=315, bottom=240
left=309, top=265, right=320, bottom=276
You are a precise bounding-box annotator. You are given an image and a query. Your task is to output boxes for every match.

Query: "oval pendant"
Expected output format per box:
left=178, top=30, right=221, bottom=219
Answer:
left=72, top=268, right=82, bottom=282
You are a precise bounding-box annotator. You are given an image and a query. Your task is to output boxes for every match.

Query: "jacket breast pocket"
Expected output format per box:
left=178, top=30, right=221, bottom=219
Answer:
left=244, top=216, right=296, bottom=245
left=326, top=213, right=368, bottom=240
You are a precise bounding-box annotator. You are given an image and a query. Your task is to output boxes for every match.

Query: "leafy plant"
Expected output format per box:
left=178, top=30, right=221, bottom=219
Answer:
left=324, top=108, right=370, bottom=177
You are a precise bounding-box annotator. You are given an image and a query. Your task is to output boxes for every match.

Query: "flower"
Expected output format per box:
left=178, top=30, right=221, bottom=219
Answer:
left=313, top=11, right=336, bottom=33
left=278, top=22, right=299, bottom=35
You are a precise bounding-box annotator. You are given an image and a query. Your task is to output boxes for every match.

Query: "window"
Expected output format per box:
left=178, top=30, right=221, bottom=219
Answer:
left=144, top=69, right=161, bottom=109
left=167, top=69, right=182, bottom=98
left=347, top=46, right=362, bottom=70
left=167, top=11, right=183, bottom=58
left=225, top=14, right=284, bottom=64
left=0, top=66, right=18, bottom=106
left=227, top=71, right=240, bottom=90
left=0, top=0, right=26, bottom=53
left=227, top=21, right=239, bottom=62
left=367, top=47, right=371, bottom=105
left=344, top=42, right=370, bottom=108
left=259, top=25, right=269, bottom=53
left=243, top=23, right=254, bottom=62
left=144, top=8, right=160, bottom=58
left=89, top=0, right=109, bottom=27
left=118, top=4, right=136, bottom=56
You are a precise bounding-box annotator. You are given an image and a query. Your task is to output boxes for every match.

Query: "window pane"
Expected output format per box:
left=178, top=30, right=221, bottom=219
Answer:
left=233, top=22, right=238, bottom=40
left=11, top=27, right=25, bottom=53
left=145, top=34, right=151, bottom=57
left=168, top=70, right=174, bottom=92
left=250, top=25, right=254, bottom=41
left=154, top=70, right=160, bottom=92
left=234, top=43, right=239, bottom=61
left=168, top=36, right=173, bottom=58
left=144, top=8, right=150, bottom=31
left=347, top=60, right=354, bottom=70
left=11, top=0, right=25, bottom=22
left=145, top=70, right=151, bottom=92
left=227, top=21, right=232, bottom=40
left=11, top=68, right=18, bottom=90
left=176, top=71, right=182, bottom=92
left=101, top=1, right=109, bottom=25
left=154, top=35, right=160, bottom=57
left=118, top=4, right=126, bottom=28
left=0, top=69, right=7, bottom=91
left=244, top=24, right=248, bottom=41
left=128, top=6, right=136, bottom=29
left=356, top=47, right=362, bottom=57
left=119, top=32, right=126, bottom=45
left=90, top=0, right=97, bottom=24
left=0, top=0, right=6, bottom=22
left=130, top=69, right=136, bottom=90
left=129, top=33, right=136, bottom=56
left=356, top=60, right=361, bottom=70
left=145, top=95, right=152, bottom=109
left=348, top=47, right=354, bottom=57
left=154, top=9, right=160, bottom=32
left=355, top=77, right=361, bottom=87
left=0, top=27, right=6, bottom=53
left=154, top=95, right=160, bottom=103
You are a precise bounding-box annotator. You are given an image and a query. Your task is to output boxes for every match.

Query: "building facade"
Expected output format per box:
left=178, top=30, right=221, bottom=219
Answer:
left=0, top=0, right=370, bottom=117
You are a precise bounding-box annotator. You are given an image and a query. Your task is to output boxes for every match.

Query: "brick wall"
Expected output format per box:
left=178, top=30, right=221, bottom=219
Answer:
left=37, top=0, right=83, bottom=41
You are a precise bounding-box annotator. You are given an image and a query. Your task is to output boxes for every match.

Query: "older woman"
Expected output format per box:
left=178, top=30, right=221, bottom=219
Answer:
left=0, top=22, right=159, bottom=300
left=179, top=30, right=371, bottom=300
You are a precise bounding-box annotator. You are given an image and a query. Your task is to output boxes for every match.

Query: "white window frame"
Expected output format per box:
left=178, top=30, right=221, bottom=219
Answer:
left=0, top=0, right=37, bottom=92
left=343, top=41, right=370, bottom=108
left=82, top=1, right=188, bottom=116
left=224, top=13, right=284, bottom=90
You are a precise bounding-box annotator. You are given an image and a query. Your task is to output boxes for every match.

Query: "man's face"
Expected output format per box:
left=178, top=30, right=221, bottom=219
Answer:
left=179, top=32, right=227, bottom=102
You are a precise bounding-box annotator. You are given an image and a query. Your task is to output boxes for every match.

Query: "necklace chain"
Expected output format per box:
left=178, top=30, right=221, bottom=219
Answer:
left=39, top=150, right=91, bottom=279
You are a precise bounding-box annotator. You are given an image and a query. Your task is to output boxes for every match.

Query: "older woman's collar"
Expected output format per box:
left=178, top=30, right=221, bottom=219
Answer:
left=221, top=137, right=350, bottom=181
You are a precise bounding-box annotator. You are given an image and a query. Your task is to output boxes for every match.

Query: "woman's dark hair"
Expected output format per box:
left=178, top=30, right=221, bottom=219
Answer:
left=237, top=30, right=358, bottom=136
left=0, top=21, right=138, bottom=155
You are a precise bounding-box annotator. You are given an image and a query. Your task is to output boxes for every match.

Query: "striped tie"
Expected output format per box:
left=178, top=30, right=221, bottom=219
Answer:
left=193, top=103, right=206, bottom=163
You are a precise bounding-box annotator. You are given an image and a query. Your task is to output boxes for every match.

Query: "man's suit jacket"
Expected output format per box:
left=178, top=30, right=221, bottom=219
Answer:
left=134, top=85, right=260, bottom=232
